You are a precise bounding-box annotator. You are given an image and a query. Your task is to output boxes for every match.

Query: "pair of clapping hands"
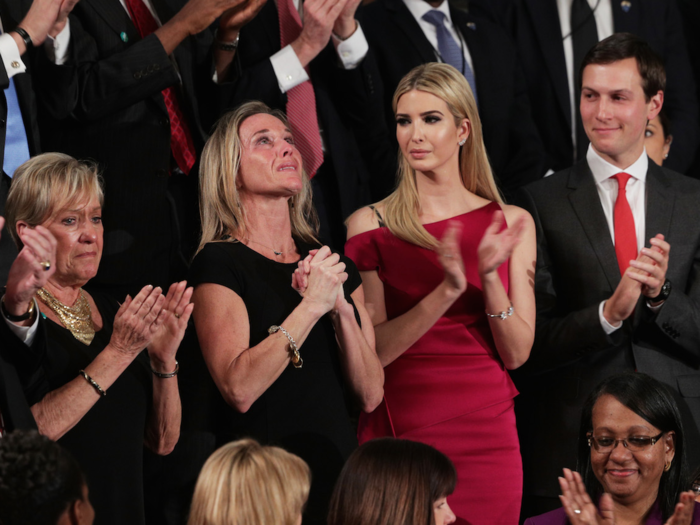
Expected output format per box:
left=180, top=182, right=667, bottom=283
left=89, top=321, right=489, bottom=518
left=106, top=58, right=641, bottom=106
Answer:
left=559, top=468, right=696, bottom=525
left=291, top=246, right=350, bottom=316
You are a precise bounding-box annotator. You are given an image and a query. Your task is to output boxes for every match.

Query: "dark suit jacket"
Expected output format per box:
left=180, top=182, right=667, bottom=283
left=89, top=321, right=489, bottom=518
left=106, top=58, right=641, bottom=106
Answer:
left=224, top=0, right=379, bottom=222
left=34, top=0, right=215, bottom=295
left=356, top=0, right=546, bottom=199
left=513, top=160, right=700, bottom=498
left=501, top=0, right=699, bottom=175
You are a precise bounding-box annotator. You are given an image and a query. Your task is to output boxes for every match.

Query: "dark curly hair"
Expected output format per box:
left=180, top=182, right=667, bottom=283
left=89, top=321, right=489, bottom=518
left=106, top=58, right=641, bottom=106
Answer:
left=0, top=430, right=86, bottom=525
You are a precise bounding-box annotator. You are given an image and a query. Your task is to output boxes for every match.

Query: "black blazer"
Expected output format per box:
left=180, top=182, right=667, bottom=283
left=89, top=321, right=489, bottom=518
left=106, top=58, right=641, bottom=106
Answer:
left=513, top=160, right=700, bottom=497
left=356, top=0, right=547, bottom=199
left=501, top=0, right=699, bottom=175
left=224, top=0, right=381, bottom=221
left=34, top=0, right=215, bottom=295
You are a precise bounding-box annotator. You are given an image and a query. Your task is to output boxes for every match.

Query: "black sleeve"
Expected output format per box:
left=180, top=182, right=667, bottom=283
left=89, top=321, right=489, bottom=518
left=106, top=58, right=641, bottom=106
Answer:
left=188, top=243, right=244, bottom=296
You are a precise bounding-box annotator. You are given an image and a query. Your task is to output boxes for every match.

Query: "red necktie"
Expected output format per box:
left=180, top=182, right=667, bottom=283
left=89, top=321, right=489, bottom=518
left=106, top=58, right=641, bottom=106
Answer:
left=278, top=0, right=324, bottom=178
left=612, top=173, right=637, bottom=275
left=124, top=0, right=196, bottom=175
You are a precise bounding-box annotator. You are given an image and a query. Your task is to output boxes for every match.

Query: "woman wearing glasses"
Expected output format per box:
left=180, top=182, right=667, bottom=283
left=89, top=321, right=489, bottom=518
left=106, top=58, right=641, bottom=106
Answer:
left=525, top=372, right=698, bottom=525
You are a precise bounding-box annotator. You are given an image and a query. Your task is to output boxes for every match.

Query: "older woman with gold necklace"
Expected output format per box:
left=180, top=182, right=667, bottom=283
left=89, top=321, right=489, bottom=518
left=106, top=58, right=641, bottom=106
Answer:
left=0, top=153, right=193, bottom=525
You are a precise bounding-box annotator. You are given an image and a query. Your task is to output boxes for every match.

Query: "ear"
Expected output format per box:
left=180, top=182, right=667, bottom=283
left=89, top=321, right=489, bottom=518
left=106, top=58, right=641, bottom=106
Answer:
left=664, top=431, right=676, bottom=465
left=16, top=220, right=29, bottom=236
left=458, top=118, right=471, bottom=143
left=647, top=91, right=664, bottom=121
left=663, top=135, right=673, bottom=158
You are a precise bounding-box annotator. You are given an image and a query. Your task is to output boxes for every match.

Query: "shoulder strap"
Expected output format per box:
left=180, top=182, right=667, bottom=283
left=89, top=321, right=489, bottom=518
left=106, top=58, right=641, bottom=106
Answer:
left=368, top=205, right=386, bottom=228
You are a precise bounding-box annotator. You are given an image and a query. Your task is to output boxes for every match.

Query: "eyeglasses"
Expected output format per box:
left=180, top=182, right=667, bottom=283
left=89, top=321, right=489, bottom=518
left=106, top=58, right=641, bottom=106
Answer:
left=587, top=432, right=665, bottom=453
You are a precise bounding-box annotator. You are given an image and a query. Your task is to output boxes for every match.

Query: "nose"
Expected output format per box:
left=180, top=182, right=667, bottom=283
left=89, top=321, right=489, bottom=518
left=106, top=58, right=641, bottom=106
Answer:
left=411, top=121, right=424, bottom=143
left=444, top=502, right=457, bottom=525
left=280, top=138, right=294, bottom=157
left=607, top=439, right=633, bottom=462
left=79, top=221, right=99, bottom=243
left=596, top=97, right=611, bottom=121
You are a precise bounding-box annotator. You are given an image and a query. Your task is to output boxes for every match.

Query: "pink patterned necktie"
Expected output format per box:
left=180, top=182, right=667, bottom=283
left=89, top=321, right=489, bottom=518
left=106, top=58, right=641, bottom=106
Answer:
left=278, top=0, right=324, bottom=178
left=124, top=0, right=196, bottom=174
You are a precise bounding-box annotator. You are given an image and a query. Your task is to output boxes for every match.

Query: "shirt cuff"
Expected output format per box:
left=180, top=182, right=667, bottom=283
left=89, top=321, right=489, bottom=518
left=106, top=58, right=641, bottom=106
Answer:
left=0, top=33, right=26, bottom=79
left=44, top=19, right=71, bottom=65
left=332, top=21, right=368, bottom=70
left=646, top=300, right=664, bottom=313
left=2, top=297, right=40, bottom=346
left=599, top=300, right=622, bottom=334
left=270, top=45, right=309, bottom=93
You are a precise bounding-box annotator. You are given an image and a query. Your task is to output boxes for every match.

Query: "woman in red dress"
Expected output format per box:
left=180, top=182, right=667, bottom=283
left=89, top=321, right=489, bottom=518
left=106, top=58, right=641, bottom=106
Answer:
left=343, top=63, right=537, bottom=524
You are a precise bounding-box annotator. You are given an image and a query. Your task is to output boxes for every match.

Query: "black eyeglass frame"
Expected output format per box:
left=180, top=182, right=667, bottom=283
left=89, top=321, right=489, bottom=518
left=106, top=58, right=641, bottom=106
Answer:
left=586, top=431, right=665, bottom=452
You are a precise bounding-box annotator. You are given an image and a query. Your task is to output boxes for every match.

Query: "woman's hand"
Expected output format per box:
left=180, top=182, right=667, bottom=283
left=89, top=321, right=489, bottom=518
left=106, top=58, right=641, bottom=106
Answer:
left=110, top=285, right=167, bottom=359
left=559, top=468, right=615, bottom=525
left=4, top=225, right=57, bottom=321
left=665, top=491, right=696, bottom=525
left=301, top=246, right=348, bottom=317
left=478, top=210, right=525, bottom=278
left=437, top=221, right=467, bottom=295
left=147, top=281, right=194, bottom=370
left=291, top=250, right=317, bottom=296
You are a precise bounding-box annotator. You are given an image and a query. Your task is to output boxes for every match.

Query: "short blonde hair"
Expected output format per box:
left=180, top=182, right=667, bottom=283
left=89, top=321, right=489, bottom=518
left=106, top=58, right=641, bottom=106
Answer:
left=5, top=153, right=103, bottom=249
left=188, top=439, right=311, bottom=525
left=197, top=101, right=318, bottom=254
left=380, top=63, right=502, bottom=249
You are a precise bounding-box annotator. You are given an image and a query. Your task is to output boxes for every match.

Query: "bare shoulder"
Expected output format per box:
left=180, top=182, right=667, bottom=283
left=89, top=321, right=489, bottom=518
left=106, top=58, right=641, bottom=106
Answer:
left=500, top=203, right=534, bottom=229
left=346, top=205, right=385, bottom=240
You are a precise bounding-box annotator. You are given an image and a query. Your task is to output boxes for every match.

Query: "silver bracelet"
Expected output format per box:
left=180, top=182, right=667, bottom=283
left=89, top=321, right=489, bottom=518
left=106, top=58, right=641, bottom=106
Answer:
left=268, top=325, right=303, bottom=368
left=150, top=360, right=179, bottom=378
left=79, top=370, right=106, bottom=396
left=486, top=302, right=514, bottom=320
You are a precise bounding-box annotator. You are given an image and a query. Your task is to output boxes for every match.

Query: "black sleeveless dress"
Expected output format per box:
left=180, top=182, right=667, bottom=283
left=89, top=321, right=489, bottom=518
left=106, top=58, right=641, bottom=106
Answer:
left=188, top=240, right=361, bottom=524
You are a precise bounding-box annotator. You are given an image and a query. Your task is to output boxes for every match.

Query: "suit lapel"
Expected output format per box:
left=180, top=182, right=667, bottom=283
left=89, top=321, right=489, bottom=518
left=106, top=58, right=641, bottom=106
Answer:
left=85, top=0, right=140, bottom=42
left=524, top=0, right=571, bottom=131
left=384, top=0, right=438, bottom=64
left=612, top=0, right=642, bottom=33
left=644, top=162, right=674, bottom=246
left=567, top=161, right=621, bottom=289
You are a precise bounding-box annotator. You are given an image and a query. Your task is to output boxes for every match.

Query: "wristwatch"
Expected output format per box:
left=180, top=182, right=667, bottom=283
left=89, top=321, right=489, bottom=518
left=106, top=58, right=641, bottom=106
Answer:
left=649, top=279, right=672, bottom=304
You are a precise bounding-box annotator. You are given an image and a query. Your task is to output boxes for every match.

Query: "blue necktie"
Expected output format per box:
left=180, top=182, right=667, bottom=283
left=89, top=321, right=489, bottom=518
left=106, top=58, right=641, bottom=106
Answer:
left=3, top=76, right=30, bottom=177
left=422, top=9, right=478, bottom=105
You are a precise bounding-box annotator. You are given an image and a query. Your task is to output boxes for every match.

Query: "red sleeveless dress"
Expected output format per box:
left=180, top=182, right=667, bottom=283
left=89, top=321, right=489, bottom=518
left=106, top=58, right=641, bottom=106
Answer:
left=345, top=202, right=523, bottom=525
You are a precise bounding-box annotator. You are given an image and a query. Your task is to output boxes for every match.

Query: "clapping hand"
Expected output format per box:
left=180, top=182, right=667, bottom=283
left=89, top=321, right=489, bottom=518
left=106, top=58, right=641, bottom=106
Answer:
left=110, top=286, right=167, bottom=359
left=477, top=211, right=525, bottom=277
left=559, top=468, right=614, bottom=525
left=4, top=225, right=57, bottom=323
left=147, top=281, right=194, bottom=368
left=627, top=234, right=670, bottom=302
left=333, top=0, right=362, bottom=39
left=292, top=0, right=352, bottom=66
left=665, top=491, right=696, bottom=525
left=437, top=221, right=467, bottom=295
left=218, top=0, right=267, bottom=41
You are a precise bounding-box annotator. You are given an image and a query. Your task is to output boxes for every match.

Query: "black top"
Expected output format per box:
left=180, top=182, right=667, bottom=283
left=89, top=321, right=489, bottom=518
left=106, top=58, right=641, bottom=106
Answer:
left=24, top=292, right=152, bottom=525
left=188, top=240, right=362, bottom=525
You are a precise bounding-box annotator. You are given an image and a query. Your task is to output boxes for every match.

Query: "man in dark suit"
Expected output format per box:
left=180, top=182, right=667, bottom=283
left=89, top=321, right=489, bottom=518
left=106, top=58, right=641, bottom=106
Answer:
left=34, top=0, right=258, bottom=300
left=499, top=0, right=698, bottom=175
left=514, top=33, right=700, bottom=520
left=356, top=0, right=546, bottom=199
left=223, top=0, right=383, bottom=249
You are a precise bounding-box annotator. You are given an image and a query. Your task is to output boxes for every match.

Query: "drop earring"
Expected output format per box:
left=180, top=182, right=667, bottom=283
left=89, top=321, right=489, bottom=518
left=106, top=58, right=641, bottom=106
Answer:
left=459, top=139, right=466, bottom=146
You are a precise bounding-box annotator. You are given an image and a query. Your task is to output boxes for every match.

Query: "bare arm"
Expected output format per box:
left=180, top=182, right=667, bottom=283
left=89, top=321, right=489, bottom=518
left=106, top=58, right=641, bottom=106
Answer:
left=479, top=207, right=536, bottom=370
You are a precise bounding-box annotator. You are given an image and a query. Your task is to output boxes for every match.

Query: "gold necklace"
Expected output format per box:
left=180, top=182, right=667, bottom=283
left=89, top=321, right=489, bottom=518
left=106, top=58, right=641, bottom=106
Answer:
left=36, top=288, right=95, bottom=345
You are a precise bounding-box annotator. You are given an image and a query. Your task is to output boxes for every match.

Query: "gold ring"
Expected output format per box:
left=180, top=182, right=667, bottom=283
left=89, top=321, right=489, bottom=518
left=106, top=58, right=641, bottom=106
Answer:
left=174, top=313, right=181, bottom=319
left=40, top=260, right=51, bottom=271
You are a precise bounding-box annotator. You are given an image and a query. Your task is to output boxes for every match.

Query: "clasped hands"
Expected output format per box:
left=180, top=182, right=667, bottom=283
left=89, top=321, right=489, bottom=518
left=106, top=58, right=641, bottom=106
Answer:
left=558, top=468, right=696, bottom=525
left=19, top=0, right=79, bottom=50
left=291, top=246, right=350, bottom=317
left=603, top=234, right=670, bottom=326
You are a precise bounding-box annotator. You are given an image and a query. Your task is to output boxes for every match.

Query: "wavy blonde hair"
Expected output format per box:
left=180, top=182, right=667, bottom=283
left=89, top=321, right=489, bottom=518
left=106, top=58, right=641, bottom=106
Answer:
left=197, top=101, right=318, bottom=254
left=379, top=63, right=502, bottom=249
left=187, top=438, right=311, bottom=525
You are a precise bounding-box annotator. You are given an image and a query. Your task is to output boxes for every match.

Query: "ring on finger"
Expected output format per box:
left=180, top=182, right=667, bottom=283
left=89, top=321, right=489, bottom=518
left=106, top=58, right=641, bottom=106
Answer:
left=174, top=312, right=181, bottom=319
left=443, top=253, right=454, bottom=259
left=574, top=509, right=581, bottom=515
left=40, top=260, right=51, bottom=271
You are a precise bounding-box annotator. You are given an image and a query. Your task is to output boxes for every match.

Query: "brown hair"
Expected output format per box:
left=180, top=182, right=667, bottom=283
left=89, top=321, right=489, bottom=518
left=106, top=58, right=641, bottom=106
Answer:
left=5, top=153, right=103, bottom=249
left=197, top=101, right=318, bottom=254
left=327, top=438, right=457, bottom=525
left=187, top=438, right=311, bottom=525
left=580, top=33, right=666, bottom=101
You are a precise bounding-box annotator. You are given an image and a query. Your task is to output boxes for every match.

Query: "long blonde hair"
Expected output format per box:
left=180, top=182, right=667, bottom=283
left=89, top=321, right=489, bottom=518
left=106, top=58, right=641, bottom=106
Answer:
left=187, top=438, right=311, bottom=525
left=197, top=101, right=318, bottom=254
left=380, top=63, right=502, bottom=249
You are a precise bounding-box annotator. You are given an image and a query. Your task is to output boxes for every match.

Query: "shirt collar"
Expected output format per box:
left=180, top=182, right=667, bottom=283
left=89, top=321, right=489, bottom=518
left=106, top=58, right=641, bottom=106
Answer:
left=586, top=144, right=649, bottom=186
left=403, top=0, right=453, bottom=27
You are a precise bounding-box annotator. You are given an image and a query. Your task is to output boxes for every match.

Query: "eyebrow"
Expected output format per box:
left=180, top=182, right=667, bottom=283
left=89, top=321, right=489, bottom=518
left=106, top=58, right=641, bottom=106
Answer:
left=593, top=425, right=653, bottom=433
left=395, top=110, right=445, bottom=118
left=252, top=128, right=293, bottom=137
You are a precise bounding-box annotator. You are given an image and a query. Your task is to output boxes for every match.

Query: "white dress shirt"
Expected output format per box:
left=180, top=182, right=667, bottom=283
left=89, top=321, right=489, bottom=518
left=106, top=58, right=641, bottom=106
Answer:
left=270, top=0, right=369, bottom=93
left=556, top=0, right=614, bottom=146
left=0, top=17, right=70, bottom=78
left=586, top=145, right=651, bottom=333
left=402, top=0, right=475, bottom=75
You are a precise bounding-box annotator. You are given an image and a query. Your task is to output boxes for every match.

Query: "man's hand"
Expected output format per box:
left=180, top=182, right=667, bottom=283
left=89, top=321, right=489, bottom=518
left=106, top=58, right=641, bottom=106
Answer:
left=49, top=0, right=80, bottom=38
left=333, top=0, right=361, bottom=40
left=603, top=264, right=644, bottom=327
left=628, top=234, right=670, bottom=303
left=290, top=0, right=349, bottom=68
left=15, top=0, right=72, bottom=52
left=217, top=0, right=267, bottom=42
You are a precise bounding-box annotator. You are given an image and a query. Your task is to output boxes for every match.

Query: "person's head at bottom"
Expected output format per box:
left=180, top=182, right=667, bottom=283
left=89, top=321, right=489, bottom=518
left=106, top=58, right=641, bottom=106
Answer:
left=558, top=372, right=696, bottom=523
left=0, top=429, right=94, bottom=525
left=187, top=438, right=310, bottom=525
left=327, top=437, right=457, bottom=525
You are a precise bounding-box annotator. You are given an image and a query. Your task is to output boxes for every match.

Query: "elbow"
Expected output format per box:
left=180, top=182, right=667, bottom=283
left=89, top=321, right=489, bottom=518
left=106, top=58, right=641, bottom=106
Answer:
left=153, top=439, right=177, bottom=456
left=503, top=348, right=532, bottom=371
left=361, top=392, right=384, bottom=413
left=223, top=387, right=256, bottom=414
